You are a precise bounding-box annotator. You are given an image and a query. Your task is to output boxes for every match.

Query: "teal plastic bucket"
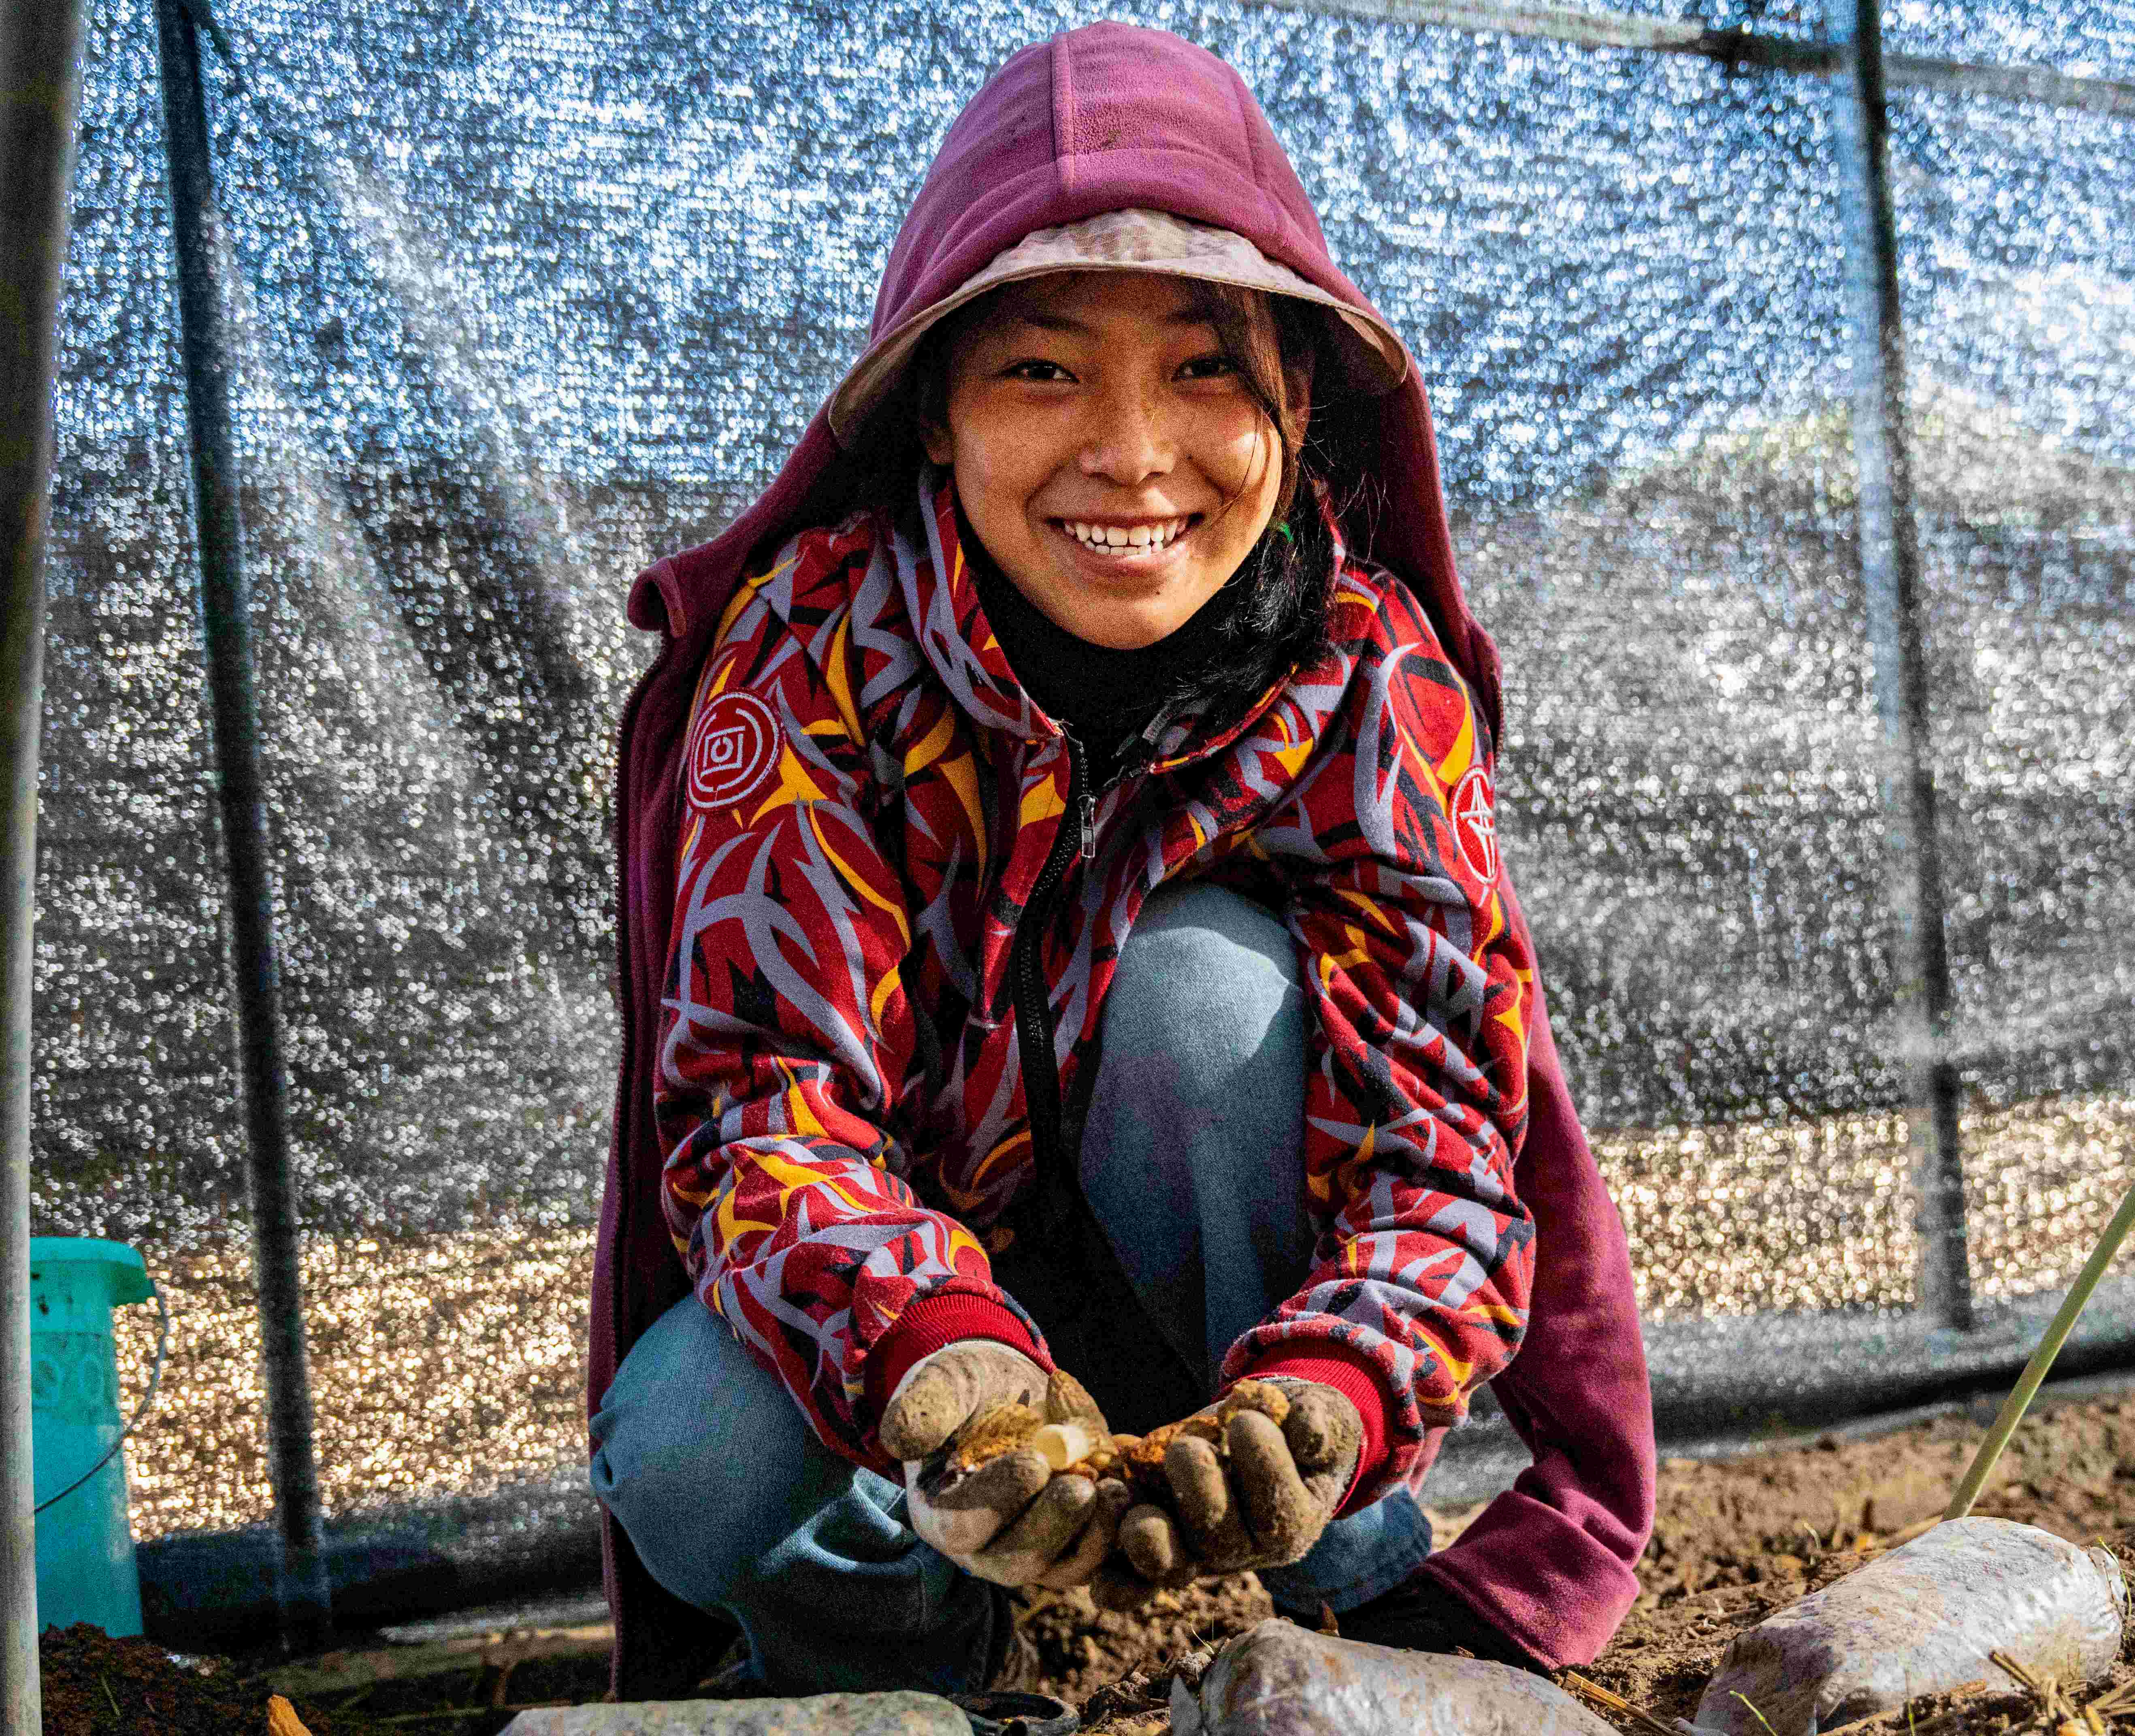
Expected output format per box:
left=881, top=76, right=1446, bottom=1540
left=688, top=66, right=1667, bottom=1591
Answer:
left=30, top=1237, right=155, bottom=1636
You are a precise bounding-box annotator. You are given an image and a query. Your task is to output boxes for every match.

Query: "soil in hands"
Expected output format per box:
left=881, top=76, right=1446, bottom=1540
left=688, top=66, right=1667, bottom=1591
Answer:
left=35, top=1388, right=2135, bottom=1734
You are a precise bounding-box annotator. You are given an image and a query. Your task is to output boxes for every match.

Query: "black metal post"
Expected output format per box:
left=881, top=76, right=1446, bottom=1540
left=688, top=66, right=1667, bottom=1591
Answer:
left=1828, top=0, right=1973, bottom=1333
left=1286, top=0, right=2135, bottom=119
left=151, top=0, right=332, bottom=1641
left=2, top=0, right=92, bottom=1714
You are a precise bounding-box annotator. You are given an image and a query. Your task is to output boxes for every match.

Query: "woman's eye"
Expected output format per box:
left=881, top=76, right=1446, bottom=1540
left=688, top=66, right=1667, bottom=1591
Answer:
left=1005, top=359, right=1072, bottom=382
left=1179, top=353, right=1238, bottom=381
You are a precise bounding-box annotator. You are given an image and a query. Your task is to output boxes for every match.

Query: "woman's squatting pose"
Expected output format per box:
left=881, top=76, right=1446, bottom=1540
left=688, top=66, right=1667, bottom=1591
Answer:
left=589, top=22, right=1659, bottom=1702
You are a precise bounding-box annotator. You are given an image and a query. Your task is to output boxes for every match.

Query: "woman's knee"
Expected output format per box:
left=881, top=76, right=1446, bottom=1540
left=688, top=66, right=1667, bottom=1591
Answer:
left=1086, top=878, right=1308, bottom=1196
left=1111, top=879, right=1300, bottom=1040
left=590, top=1293, right=851, bottom=1610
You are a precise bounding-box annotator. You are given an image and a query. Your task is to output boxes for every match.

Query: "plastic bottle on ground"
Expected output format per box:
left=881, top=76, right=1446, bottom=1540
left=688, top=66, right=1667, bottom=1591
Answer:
left=1696, top=1516, right=2126, bottom=1736
left=1170, top=1617, right=1620, bottom=1736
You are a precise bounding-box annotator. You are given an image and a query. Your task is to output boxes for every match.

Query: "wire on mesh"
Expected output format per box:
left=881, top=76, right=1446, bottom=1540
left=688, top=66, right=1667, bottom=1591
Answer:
left=32, top=1283, right=172, bottom=1516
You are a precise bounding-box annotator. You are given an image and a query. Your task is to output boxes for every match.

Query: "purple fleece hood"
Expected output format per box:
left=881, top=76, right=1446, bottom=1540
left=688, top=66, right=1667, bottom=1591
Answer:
left=598, top=21, right=1655, bottom=1695
left=625, top=22, right=1500, bottom=732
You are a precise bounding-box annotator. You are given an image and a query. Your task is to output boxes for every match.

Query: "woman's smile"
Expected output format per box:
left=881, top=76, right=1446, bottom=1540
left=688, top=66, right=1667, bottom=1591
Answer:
left=1046, top=512, right=1203, bottom=568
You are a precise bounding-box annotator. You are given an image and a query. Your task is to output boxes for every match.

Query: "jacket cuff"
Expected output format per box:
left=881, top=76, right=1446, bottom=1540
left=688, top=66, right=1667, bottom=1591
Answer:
left=1235, top=1341, right=1395, bottom=1518
left=865, top=1292, right=1053, bottom=1424
left=1405, top=1488, right=1645, bottom=1672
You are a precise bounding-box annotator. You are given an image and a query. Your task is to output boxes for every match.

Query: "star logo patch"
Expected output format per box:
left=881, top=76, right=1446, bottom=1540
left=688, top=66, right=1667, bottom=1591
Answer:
left=1451, top=766, right=1499, bottom=885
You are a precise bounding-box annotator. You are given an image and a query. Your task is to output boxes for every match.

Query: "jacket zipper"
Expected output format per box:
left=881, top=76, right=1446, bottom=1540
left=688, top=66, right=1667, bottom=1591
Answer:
left=1010, top=733, right=1087, bottom=1208
left=1010, top=733, right=1158, bottom=1222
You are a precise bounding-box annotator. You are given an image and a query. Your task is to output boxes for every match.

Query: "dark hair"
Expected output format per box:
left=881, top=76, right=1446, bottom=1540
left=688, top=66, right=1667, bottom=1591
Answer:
left=844, top=272, right=1372, bottom=743
left=1150, top=280, right=1362, bottom=739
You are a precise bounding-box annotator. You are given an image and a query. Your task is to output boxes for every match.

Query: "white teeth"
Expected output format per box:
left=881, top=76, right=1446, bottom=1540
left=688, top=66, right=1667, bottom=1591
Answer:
left=1063, top=517, right=1189, bottom=552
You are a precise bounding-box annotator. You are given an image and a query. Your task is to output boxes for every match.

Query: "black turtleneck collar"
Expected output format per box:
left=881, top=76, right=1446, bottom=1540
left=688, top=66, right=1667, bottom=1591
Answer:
left=958, top=500, right=1242, bottom=788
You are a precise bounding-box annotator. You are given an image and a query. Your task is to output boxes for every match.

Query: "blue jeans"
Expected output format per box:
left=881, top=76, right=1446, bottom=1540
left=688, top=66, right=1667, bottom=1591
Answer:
left=589, top=880, right=1434, bottom=1695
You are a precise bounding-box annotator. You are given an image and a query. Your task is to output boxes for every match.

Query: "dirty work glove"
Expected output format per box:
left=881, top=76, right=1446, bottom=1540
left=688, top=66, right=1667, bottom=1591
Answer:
left=1104, top=1378, right=1362, bottom=1604
left=880, top=1341, right=1131, bottom=1588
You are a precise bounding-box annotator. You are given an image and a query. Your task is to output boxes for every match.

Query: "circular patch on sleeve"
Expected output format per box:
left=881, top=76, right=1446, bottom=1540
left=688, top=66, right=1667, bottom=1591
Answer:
left=686, top=690, right=783, bottom=810
left=1450, top=766, right=1500, bottom=885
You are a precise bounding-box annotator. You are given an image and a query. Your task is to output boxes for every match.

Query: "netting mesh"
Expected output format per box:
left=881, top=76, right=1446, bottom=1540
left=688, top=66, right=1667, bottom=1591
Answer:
left=35, top=0, right=2135, bottom=1554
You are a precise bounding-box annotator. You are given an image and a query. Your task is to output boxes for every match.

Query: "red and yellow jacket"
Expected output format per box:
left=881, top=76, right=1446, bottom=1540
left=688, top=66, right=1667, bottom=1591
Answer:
left=655, top=469, right=1536, bottom=1506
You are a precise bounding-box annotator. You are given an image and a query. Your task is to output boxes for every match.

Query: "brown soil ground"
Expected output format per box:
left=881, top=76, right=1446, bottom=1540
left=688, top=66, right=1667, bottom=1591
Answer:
left=37, top=1383, right=2135, bottom=1733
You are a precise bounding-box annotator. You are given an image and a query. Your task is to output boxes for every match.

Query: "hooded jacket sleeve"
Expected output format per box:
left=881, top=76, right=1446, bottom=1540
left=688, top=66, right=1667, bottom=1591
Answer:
left=656, top=542, right=1048, bottom=1472
left=1223, top=576, right=1536, bottom=1509
left=1401, top=941, right=1656, bottom=1669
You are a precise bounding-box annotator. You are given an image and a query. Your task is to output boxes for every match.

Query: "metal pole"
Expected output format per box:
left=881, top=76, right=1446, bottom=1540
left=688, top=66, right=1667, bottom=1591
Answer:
left=1828, top=0, right=1973, bottom=1333
left=2, top=0, right=93, bottom=1717
left=1264, top=0, right=2135, bottom=120
left=151, top=0, right=332, bottom=1643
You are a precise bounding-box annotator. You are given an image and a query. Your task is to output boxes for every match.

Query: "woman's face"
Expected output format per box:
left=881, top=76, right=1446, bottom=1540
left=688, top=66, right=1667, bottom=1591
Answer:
left=922, top=272, right=1304, bottom=651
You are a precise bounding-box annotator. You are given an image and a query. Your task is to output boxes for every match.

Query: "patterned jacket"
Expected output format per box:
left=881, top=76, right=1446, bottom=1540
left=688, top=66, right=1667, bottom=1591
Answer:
left=655, top=468, right=1536, bottom=1506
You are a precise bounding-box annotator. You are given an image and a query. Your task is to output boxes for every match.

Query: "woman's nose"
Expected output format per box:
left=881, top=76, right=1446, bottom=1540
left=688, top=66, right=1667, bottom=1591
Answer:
left=1078, top=381, right=1172, bottom=483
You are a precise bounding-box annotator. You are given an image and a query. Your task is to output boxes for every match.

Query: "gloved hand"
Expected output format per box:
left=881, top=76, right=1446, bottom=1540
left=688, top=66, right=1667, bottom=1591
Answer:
left=1103, top=1377, right=1362, bottom=1602
left=879, top=1340, right=1131, bottom=1588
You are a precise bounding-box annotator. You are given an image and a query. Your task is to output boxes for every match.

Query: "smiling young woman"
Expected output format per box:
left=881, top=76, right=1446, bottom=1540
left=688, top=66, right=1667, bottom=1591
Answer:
left=592, top=22, right=1655, bottom=1707
left=919, top=271, right=1311, bottom=650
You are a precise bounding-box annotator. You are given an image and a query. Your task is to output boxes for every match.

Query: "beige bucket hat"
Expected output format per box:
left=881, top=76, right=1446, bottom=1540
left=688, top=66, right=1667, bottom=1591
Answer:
left=827, top=207, right=1410, bottom=444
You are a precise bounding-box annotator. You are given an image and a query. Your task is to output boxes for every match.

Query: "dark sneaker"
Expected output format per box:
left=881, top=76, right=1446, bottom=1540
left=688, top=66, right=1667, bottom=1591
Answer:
left=1334, top=1576, right=1545, bottom=1674
left=951, top=1617, right=1076, bottom=1736
left=951, top=1687, right=1079, bottom=1736
left=983, top=1621, right=1044, bottom=1693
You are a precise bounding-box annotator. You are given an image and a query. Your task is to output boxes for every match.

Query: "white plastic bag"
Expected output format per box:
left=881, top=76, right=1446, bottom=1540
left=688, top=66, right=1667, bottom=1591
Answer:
left=500, top=1691, right=975, bottom=1734
left=1170, top=1618, right=1619, bottom=1736
left=1696, top=1517, right=2127, bottom=1736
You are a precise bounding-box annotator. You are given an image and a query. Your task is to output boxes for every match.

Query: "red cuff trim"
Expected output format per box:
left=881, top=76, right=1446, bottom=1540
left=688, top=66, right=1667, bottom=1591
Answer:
left=1237, top=1343, right=1396, bottom=1518
left=865, top=1293, right=1052, bottom=1423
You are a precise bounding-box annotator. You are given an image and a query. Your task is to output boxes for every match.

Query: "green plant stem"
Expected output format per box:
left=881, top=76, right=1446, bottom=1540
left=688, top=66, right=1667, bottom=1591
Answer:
left=1945, top=1173, right=2135, bottom=1522
left=1732, top=1690, right=1782, bottom=1736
